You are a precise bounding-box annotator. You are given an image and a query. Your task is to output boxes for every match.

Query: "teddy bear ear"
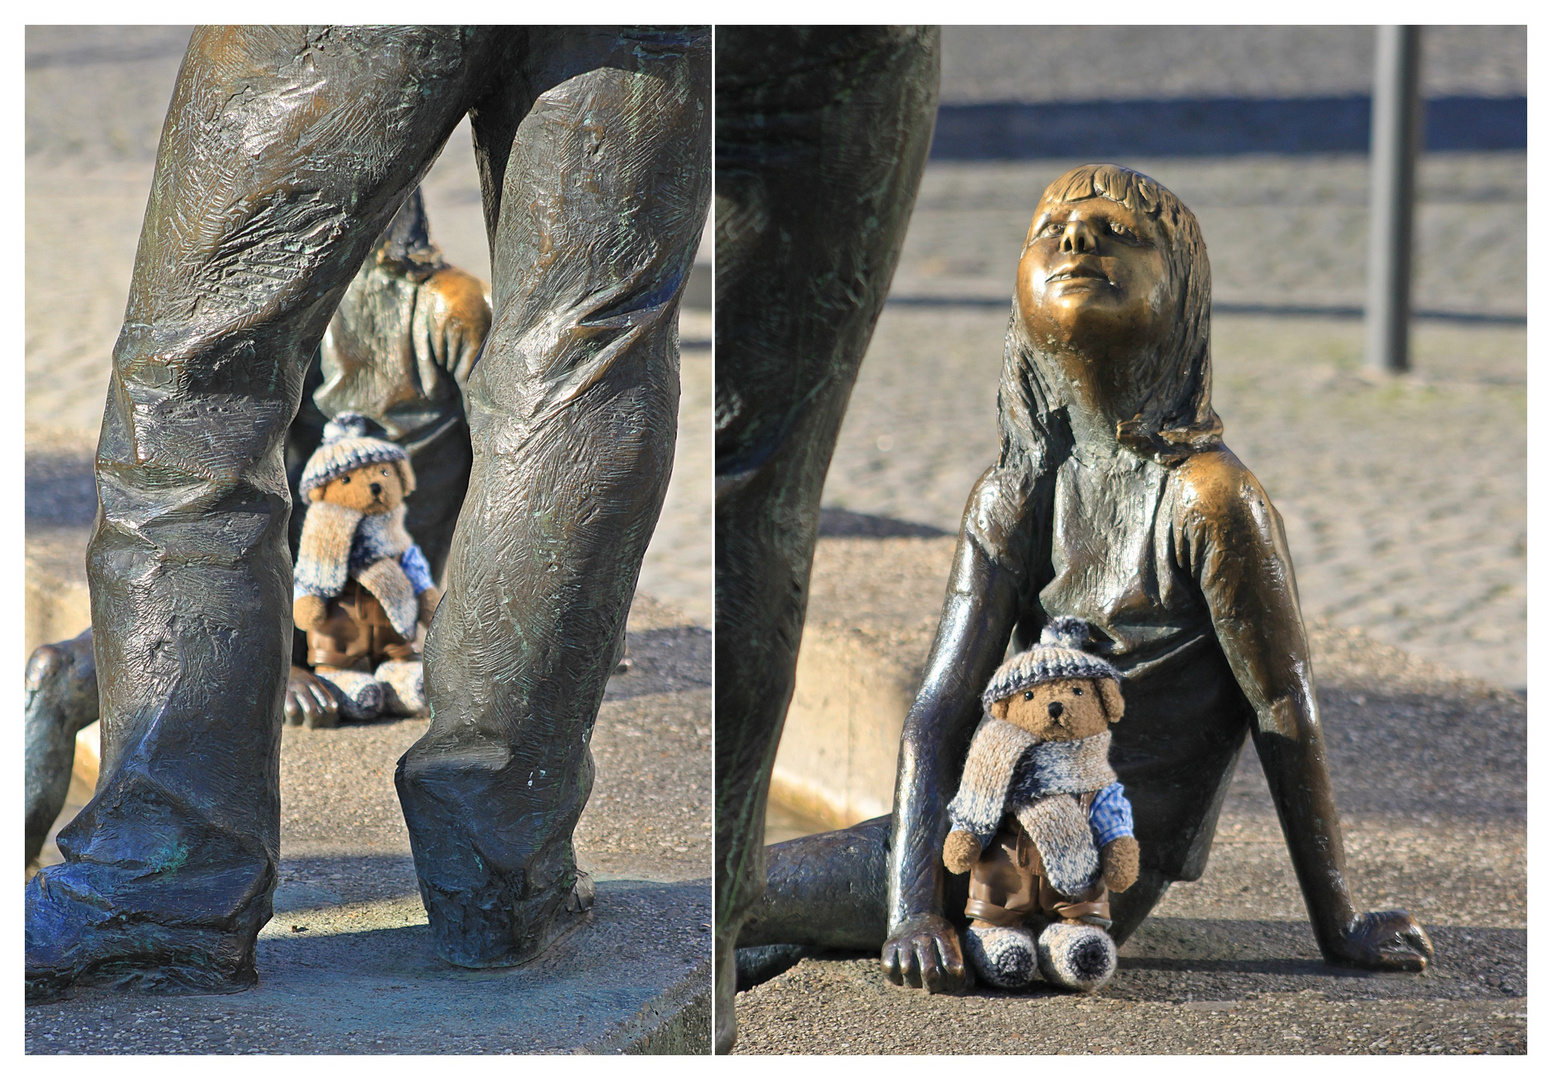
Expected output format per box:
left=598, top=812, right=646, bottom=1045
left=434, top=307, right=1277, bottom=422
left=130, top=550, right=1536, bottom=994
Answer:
left=396, top=459, right=417, bottom=498
left=988, top=697, right=1009, bottom=720
left=1099, top=679, right=1125, bottom=722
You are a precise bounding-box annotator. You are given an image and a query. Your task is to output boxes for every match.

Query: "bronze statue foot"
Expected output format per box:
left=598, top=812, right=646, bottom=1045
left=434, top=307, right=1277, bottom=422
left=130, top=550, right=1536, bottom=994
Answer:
left=284, top=665, right=343, bottom=729
left=26, top=870, right=258, bottom=1004
left=1322, top=909, right=1434, bottom=972
left=24, top=629, right=98, bottom=867
left=880, top=912, right=968, bottom=994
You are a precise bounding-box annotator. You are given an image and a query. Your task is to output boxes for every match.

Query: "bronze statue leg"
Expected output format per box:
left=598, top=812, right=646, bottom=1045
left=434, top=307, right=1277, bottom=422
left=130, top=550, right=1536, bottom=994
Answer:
left=25, top=26, right=496, bottom=1001
left=394, top=27, right=712, bottom=969
left=713, top=26, right=940, bottom=1051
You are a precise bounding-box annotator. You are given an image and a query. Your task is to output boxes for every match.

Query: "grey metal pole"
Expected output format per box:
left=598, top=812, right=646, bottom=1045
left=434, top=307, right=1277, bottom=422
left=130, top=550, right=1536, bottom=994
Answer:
left=1365, top=25, right=1423, bottom=374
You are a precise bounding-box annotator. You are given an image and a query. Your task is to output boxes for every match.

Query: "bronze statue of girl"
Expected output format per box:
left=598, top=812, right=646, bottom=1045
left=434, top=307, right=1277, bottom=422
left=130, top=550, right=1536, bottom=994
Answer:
left=737, top=163, right=1433, bottom=991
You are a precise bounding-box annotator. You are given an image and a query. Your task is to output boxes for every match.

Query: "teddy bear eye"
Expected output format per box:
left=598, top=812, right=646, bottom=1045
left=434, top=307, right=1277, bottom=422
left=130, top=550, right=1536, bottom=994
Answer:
left=1023, top=690, right=1034, bottom=701
left=340, top=475, right=351, bottom=484
left=1073, top=687, right=1083, bottom=696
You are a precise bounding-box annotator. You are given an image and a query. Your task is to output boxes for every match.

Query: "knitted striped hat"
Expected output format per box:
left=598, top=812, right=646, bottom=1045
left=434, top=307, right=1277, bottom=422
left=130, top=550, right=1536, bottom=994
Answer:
left=299, top=412, right=416, bottom=502
left=981, top=616, right=1121, bottom=711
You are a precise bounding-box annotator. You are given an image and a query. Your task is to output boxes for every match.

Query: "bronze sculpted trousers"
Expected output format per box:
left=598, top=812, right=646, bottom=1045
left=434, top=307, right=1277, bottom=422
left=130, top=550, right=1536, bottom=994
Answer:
left=713, top=25, right=942, bottom=1051
left=26, top=25, right=710, bottom=997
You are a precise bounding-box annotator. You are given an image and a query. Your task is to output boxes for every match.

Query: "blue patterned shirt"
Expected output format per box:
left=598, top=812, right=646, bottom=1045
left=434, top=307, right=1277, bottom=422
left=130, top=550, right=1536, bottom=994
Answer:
left=1088, top=781, right=1135, bottom=848
left=397, top=544, right=435, bottom=595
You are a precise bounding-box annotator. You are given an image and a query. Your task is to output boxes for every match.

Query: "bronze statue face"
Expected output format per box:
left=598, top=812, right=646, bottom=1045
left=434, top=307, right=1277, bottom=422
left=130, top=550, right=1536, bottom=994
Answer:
left=1014, top=194, right=1178, bottom=423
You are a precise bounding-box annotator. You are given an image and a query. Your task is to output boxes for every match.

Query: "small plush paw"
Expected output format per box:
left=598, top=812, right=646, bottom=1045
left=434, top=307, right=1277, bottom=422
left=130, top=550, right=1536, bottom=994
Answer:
left=1037, top=921, right=1117, bottom=992
left=1101, top=835, right=1139, bottom=892
left=293, top=594, right=328, bottom=632
left=942, top=829, right=982, bottom=874
left=417, top=586, right=442, bottom=626
left=964, top=925, right=1037, bottom=990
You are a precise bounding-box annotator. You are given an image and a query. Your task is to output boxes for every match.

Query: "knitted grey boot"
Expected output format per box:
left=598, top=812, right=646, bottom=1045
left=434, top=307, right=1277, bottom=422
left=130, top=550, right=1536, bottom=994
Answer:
left=964, top=925, right=1037, bottom=990
left=1037, top=921, right=1117, bottom=991
left=375, top=659, right=426, bottom=716
left=313, top=666, right=384, bottom=722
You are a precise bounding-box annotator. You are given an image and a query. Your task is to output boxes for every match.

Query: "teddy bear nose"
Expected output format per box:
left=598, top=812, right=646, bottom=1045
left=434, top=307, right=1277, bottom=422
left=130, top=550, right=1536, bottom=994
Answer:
left=370, top=482, right=383, bottom=497
left=1047, top=701, right=1064, bottom=719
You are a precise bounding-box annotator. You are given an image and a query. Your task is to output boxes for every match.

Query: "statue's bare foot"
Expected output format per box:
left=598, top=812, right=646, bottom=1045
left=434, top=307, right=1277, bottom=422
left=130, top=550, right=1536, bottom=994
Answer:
left=1323, top=910, right=1434, bottom=972
left=284, top=665, right=341, bottom=729
left=881, top=912, right=968, bottom=993
left=25, top=629, right=98, bottom=867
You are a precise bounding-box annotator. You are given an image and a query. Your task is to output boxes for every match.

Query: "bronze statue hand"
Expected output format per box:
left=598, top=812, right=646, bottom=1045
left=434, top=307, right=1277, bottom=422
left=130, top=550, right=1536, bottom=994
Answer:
left=1322, top=910, right=1434, bottom=972
left=284, top=666, right=341, bottom=729
left=881, top=912, right=967, bottom=993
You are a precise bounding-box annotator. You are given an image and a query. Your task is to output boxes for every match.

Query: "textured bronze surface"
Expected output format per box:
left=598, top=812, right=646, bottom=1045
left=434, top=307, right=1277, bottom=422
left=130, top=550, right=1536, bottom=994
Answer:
left=26, top=25, right=710, bottom=1001
left=731, top=165, right=1431, bottom=1001
left=713, top=25, right=942, bottom=1051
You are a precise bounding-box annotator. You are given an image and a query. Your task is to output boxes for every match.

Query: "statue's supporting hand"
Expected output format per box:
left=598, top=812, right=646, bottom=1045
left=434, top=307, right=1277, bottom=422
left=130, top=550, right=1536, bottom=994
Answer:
left=294, top=594, right=328, bottom=632
left=1101, top=835, right=1139, bottom=892
left=881, top=912, right=967, bottom=994
left=417, top=586, right=442, bottom=627
left=1321, top=910, right=1434, bottom=972
left=941, top=830, right=981, bottom=875
left=284, top=666, right=341, bottom=729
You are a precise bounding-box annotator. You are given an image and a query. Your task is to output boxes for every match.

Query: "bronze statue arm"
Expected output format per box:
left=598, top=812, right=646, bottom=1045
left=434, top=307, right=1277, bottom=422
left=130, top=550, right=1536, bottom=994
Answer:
left=882, top=469, right=1030, bottom=991
left=1176, top=450, right=1432, bottom=970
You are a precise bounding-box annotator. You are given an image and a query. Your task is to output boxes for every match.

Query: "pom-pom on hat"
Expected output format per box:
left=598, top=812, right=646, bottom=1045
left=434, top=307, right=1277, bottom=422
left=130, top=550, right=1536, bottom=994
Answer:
left=299, top=412, right=416, bottom=502
left=981, top=616, right=1122, bottom=712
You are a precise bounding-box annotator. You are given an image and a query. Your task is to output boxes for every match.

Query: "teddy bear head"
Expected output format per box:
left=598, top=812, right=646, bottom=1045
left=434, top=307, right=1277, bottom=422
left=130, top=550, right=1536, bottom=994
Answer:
left=299, top=412, right=416, bottom=513
left=981, top=616, right=1125, bottom=743
left=311, top=459, right=411, bottom=515
left=989, top=676, right=1122, bottom=742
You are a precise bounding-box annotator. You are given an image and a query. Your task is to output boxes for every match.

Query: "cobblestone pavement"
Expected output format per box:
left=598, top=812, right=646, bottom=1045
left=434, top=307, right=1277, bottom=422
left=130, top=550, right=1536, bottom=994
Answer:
left=25, top=27, right=711, bottom=627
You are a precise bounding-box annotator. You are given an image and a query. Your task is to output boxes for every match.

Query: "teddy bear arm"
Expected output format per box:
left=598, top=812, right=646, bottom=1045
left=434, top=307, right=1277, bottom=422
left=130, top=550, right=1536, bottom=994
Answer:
left=294, top=593, right=328, bottom=632
left=417, top=585, right=442, bottom=625
left=1101, top=835, right=1139, bottom=892
left=943, top=829, right=982, bottom=874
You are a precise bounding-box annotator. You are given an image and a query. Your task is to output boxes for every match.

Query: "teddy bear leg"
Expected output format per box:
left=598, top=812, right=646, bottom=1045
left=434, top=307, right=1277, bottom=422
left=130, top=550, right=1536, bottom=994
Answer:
left=311, top=666, right=383, bottom=723
left=375, top=659, right=426, bottom=716
left=963, top=922, right=1038, bottom=990
left=1036, top=920, right=1117, bottom=992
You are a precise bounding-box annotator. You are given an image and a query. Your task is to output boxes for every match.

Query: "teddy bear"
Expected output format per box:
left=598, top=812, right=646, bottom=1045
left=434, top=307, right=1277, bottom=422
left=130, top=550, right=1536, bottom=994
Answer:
left=942, top=615, right=1140, bottom=993
left=292, top=412, right=442, bottom=724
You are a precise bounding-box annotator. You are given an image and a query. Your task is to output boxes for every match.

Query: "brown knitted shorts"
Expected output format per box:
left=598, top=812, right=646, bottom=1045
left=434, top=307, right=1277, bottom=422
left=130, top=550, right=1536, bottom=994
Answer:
left=306, top=579, right=418, bottom=671
left=964, top=817, right=1110, bottom=928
